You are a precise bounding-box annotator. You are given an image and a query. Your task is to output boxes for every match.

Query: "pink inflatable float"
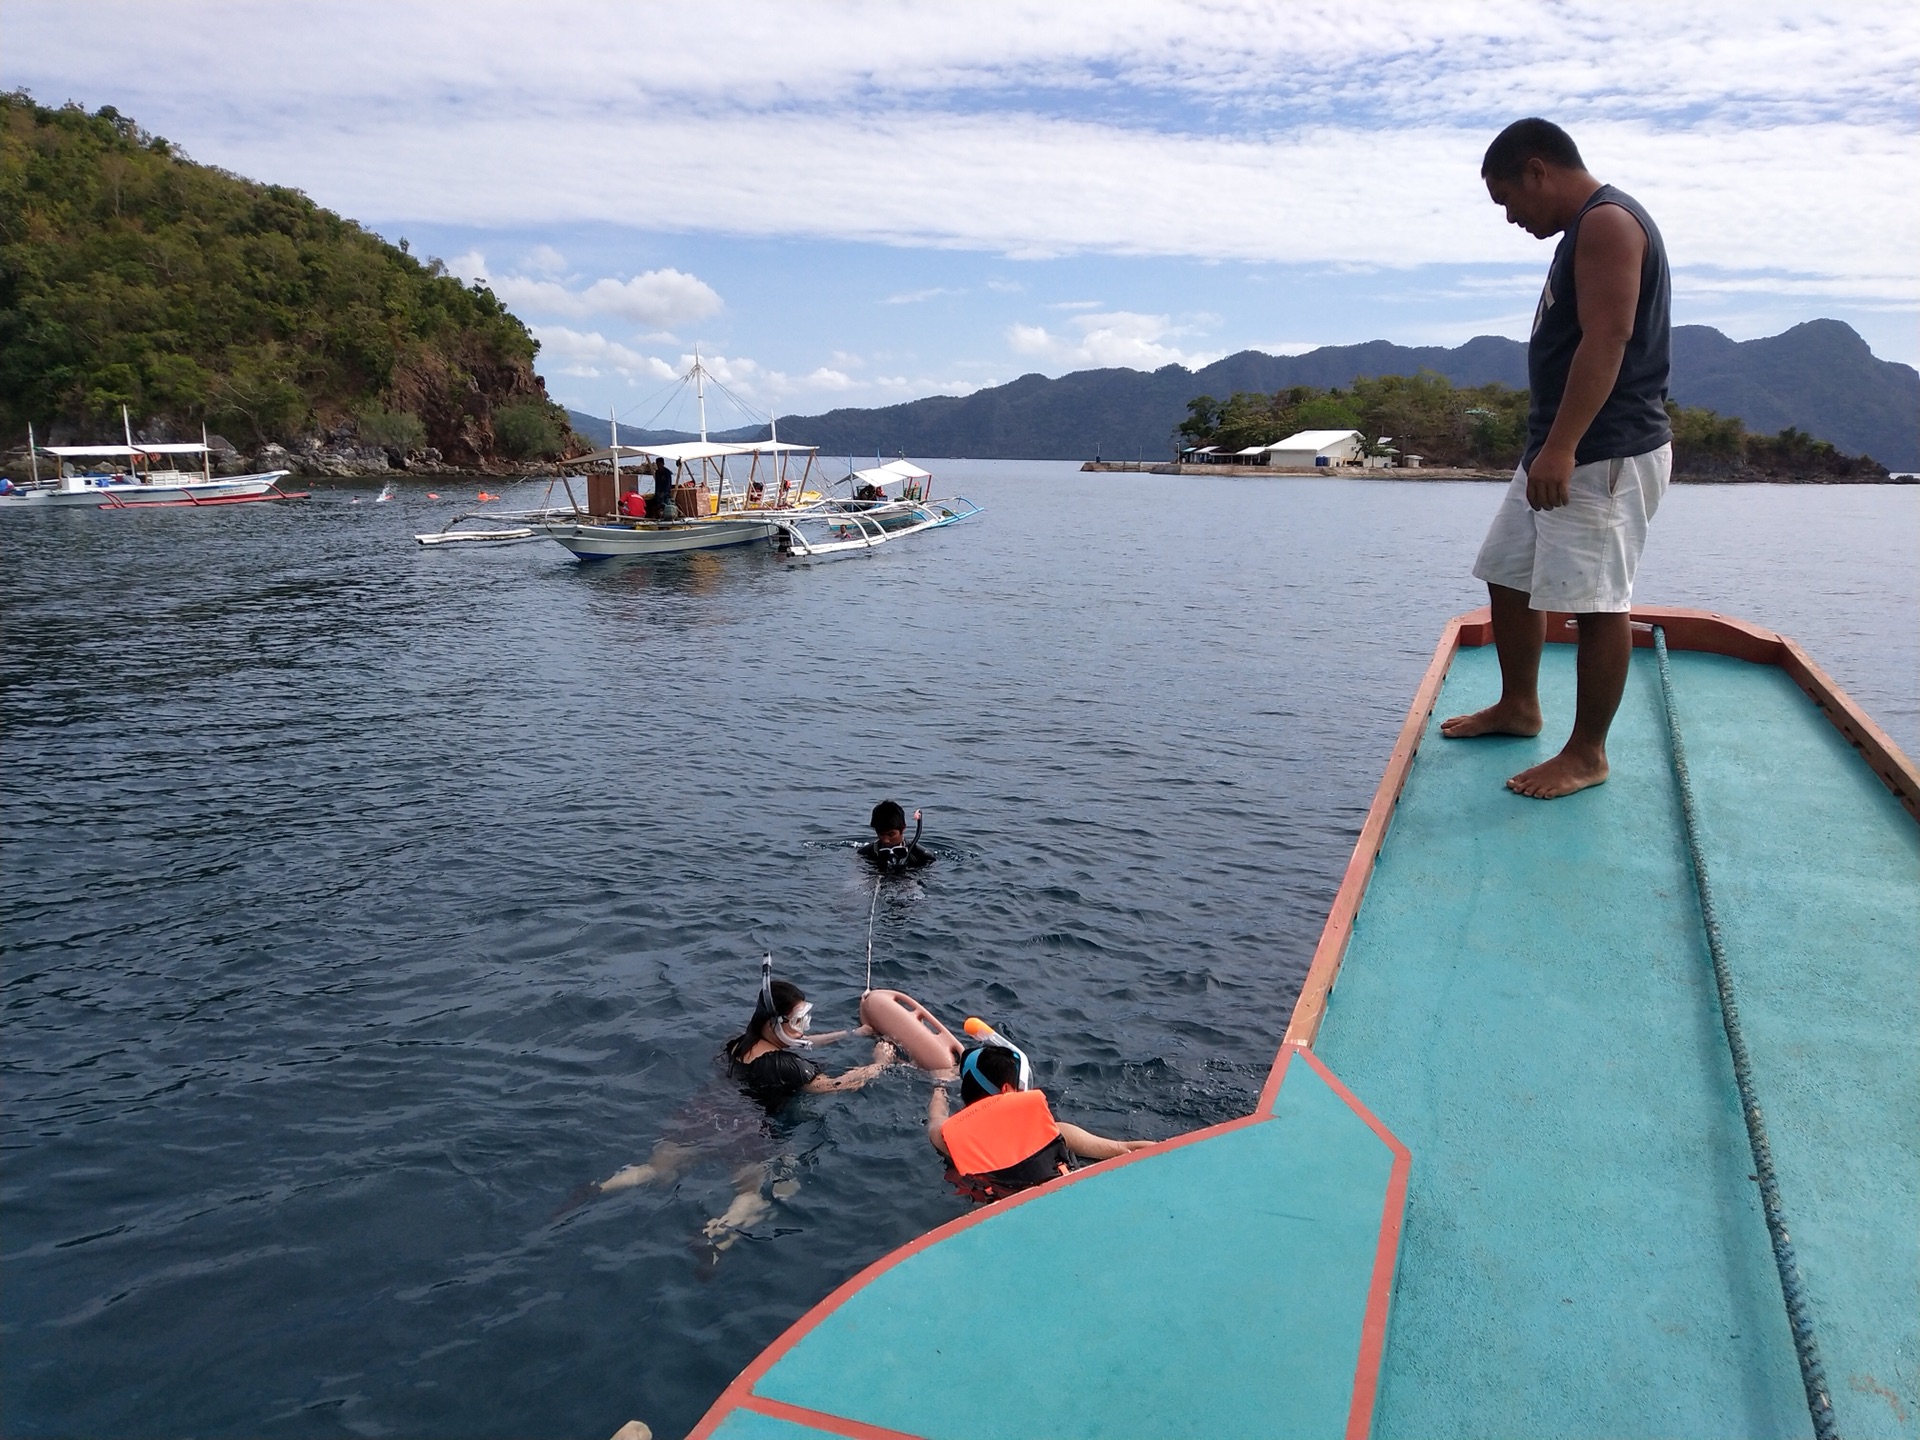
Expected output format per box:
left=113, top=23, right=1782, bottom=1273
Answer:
left=860, top=988, right=963, bottom=1075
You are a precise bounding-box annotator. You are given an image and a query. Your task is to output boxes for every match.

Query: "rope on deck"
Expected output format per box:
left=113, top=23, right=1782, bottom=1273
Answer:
left=1653, top=625, right=1839, bottom=1440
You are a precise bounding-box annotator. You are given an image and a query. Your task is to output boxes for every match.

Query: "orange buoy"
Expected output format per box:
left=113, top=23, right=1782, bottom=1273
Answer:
left=426, top=492, right=440, bottom=500
left=476, top=491, right=498, bottom=502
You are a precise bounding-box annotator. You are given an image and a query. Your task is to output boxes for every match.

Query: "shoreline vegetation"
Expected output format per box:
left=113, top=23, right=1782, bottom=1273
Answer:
left=1170, top=376, right=1896, bottom=483
left=0, top=93, right=581, bottom=477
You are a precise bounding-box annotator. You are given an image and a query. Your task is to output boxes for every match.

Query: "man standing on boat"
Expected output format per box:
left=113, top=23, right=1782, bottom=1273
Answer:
left=1442, top=118, right=1672, bottom=799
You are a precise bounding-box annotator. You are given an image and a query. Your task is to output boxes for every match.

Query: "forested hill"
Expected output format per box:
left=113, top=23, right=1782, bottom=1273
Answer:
left=0, top=93, right=571, bottom=467
left=752, top=323, right=1918, bottom=470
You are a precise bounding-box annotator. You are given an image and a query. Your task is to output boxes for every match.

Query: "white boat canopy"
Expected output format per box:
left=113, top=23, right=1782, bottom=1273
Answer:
left=847, top=458, right=934, bottom=486
left=569, top=439, right=815, bottom=466
left=42, top=443, right=210, bottom=457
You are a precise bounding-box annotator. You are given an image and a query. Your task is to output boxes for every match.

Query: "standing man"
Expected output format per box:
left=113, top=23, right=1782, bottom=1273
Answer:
left=1442, top=118, right=1672, bottom=799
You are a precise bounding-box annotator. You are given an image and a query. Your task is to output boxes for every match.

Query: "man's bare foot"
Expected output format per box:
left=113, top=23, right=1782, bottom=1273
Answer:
left=1506, top=750, right=1608, bottom=799
left=1440, top=701, right=1543, bottom=739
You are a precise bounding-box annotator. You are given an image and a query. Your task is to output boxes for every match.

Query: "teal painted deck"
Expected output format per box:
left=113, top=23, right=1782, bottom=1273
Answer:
left=701, top=1051, right=1404, bottom=1440
left=1313, top=642, right=1919, bottom=1439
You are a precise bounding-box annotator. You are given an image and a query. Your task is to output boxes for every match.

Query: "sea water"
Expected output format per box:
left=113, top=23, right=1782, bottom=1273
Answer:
left=2, top=465, right=1913, bottom=1440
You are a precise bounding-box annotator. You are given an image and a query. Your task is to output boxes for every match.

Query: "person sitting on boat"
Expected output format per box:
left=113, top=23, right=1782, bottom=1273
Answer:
left=857, top=799, right=935, bottom=874
left=574, top=960, right=897, bottom=1249
left=647, top=458, right=676, bottom=519
left=618, top=485, right=647, bottom=518
left=928, top=1022, right=1153, bottom=1203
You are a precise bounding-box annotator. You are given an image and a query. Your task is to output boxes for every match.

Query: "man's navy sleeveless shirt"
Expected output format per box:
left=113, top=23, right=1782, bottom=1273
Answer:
left=1524, top=184, right=1671, bottom=470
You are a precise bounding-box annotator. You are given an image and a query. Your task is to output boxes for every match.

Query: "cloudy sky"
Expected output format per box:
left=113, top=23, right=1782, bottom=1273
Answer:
left=9, top=1, right=1916, bottom=425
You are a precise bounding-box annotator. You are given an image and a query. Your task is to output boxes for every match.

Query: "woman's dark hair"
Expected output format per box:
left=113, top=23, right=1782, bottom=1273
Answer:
left=1481, top=117, right=1584, bottom=182
left=870, top=799, right=907, bottom=834
left=959, top=1044, right=1022, bottom=1104
left=726, top=978, right=806, bottom=1062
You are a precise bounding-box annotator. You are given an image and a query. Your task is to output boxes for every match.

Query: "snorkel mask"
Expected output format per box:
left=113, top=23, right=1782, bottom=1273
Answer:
left=960, top=1016, right=1032, bottom=1094
left=759, top=954, right=813, bottom=1050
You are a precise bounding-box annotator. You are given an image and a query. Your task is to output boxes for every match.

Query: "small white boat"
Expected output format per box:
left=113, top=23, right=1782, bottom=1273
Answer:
left=1, top=417, right=296, bottom=510
left=771, top=459, right=982, bottom=560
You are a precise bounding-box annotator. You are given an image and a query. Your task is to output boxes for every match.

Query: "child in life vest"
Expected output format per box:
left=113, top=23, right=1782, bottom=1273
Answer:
left=927, top=1022, right=1154, bottom=1202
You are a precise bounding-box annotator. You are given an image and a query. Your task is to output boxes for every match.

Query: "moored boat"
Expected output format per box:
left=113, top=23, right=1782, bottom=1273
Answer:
left=2, top=421, right=297, bottom=509
left=686, top=605, right=1917, bottom=1440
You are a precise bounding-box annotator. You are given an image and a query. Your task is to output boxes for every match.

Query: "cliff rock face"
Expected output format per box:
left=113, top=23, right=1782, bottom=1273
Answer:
left=0, top=93, right=572, bottom=470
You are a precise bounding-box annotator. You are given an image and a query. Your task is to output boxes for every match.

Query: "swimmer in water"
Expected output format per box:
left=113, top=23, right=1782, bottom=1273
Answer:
left=927, top=1022, right=1154, bottom=1203
left=574, top=960, right=898, bottom=1251
left=856, top=799, right=934, bottom=875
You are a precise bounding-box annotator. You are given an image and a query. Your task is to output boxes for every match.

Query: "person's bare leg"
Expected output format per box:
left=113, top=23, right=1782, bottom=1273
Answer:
left=598, top=1141, right=693, bottom=1196
left=703, top=1162, right=772, bottom=1251
left=1441, top=584, right=1546, bottom=738
left=1508, top=611, right=1630, bottom=798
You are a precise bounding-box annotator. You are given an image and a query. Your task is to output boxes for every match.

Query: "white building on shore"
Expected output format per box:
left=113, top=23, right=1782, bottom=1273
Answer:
left=1264, top=429, right=1365, bottom=468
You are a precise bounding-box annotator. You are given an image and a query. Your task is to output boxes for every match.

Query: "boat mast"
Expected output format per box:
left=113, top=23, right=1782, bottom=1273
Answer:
left=123, top=404, right=136, bottom=478
left=695, top=348, right=708, bottom=443
left=201, top=422, right=212, bottom=482
left=28, top=422, right=39, bottom=485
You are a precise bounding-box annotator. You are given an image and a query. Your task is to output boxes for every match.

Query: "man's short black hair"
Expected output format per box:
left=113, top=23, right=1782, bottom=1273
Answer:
left=1482, top=118, right=1585, bottom=182
left=870, top=799, right=906, bottom=834
left=960, top=1044, right=1022, bottom=1103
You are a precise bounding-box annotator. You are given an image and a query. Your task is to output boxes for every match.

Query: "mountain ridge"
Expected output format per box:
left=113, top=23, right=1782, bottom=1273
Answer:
left=571, top=322, right=1915, bottom=469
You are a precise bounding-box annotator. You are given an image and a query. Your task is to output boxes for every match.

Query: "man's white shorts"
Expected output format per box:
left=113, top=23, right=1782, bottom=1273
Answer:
left=1471, top=442, right=1671, bottom=613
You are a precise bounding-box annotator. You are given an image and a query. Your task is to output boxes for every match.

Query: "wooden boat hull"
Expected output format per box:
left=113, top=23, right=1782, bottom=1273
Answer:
left=538, top=515, right=781, bottom=558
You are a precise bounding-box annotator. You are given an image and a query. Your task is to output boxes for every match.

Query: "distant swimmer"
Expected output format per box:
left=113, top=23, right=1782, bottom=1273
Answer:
left=569, top=959, right=898, bottom=1251
left=857, top=799, right=934, bottom=875
left=927, top=1019, right=1154, bottom=1204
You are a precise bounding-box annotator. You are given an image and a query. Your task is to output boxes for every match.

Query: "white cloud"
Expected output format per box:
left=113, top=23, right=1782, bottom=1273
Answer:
left=452, top=253, right=722, bottom=328
left=581, top=271, right=722, bottom=327
left=1008, top=311, right=1223, bottom=371
left=532, top=326, right=677, bottom=380
left=11, top=1, right=1910, bottom=302
left=522, top=244, right=569, bottom=276
left=1049, top=300, right=1104, bottom=311
left=804, top=367, right=857, bottom=390
left=884, top=287, right=963, bottom=304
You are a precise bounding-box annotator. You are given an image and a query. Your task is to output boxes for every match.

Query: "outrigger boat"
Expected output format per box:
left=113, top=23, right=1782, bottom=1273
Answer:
left=417, top=358, right=980, bottom=560
left=1, top=416, right=298, bottom=509
left=773, top=463, right=982, bottom=561
left=688, top=606, right=1917, bottom=1440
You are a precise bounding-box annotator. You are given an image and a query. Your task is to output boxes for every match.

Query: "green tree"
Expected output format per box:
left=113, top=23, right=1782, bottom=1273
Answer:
left=492, top=399, right=566, bottom=460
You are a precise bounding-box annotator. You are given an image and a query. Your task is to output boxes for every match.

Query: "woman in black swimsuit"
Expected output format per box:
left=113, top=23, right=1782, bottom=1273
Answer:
left=583, top=965, right=896, bottom=1249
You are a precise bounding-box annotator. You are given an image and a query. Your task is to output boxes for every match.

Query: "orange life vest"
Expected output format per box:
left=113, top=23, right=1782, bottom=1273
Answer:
left=942, top=1089, right=1062, bottom=1177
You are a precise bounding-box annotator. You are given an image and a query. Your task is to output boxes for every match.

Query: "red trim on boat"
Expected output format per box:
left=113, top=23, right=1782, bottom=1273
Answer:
left=103, top=488, right=308, bottom=507
left=1290, top=1046, right=1412, bottom=1440
left=1283, top=614, right=1464, bottom=1050
left=740, top=1395, right=933, bottom=1440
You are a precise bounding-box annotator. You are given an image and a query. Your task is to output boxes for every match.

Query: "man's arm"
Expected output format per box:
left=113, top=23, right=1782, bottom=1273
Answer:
left=1057, top=1121, right=1154, bottom=1162
left=927, top=1084, right=951, bottom=1156
left=1528, top=203, right=1646, bottom=511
